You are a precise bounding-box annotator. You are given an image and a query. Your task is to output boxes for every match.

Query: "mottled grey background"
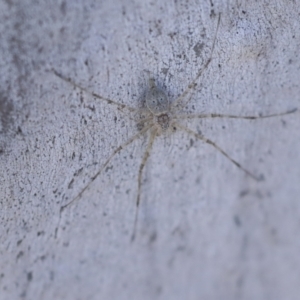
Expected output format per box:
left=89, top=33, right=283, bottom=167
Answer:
left=1, top=1, right=299, bottom=299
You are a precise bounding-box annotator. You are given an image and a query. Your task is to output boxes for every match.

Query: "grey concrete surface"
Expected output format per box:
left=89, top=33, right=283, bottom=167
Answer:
left=1, top=1, right=300, bottom=299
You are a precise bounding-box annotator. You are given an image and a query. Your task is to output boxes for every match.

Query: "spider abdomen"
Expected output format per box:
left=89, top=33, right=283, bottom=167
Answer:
left=146, top=85, right=169, bottom=115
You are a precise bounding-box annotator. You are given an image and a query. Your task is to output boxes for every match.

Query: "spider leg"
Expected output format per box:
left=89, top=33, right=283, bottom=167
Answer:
left=176, top=108, right=298, bottom=120
left=175, top=123, right=262, bottom=181
left=131, top=127, right=158, bottom=242
left=172, top=13, right=221, bottom=111
left=55, top=124, right=152, bottom=238
left=52, top=69, right=137, bottom=113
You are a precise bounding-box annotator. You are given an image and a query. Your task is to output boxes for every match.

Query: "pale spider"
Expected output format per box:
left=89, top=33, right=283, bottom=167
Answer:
left=53, top=14, right=297, bottom=240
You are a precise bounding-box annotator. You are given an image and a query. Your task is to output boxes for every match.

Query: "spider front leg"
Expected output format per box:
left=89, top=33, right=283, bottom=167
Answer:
left=52, top=69, right=137, bottom=113
left=172, top=13, right=221, bottom=111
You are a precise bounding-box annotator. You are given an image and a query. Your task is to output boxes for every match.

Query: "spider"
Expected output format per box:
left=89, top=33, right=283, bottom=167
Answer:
left=52, top=14, right=297, bottom=240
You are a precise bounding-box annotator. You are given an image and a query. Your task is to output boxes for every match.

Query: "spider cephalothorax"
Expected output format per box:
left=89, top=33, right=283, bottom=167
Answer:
left=155, top=113, right=170, bottom=131
left=144, top=78, right=172, bottom=132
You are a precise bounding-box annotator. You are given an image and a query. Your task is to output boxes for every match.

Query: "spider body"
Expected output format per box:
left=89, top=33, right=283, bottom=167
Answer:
left=144, top=81, right=173, bottom=132
left=52, top=13, right=297, bottom=241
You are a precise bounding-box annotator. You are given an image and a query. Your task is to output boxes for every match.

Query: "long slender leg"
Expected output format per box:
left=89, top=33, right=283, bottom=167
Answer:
left=52, top=69, right=137, bottom=113
left=135, top=116, right=153, bottom=131
left=176, top=123, right=262, bottom=181
left=175, top=108, right=298, bottom=120
left=55, top=124, right=153, bottom=238
left=63, top=124, right=153, bottom=211
left=131, top=127, right=158, bottom=242
left=172, top=13, right=221, bottom=110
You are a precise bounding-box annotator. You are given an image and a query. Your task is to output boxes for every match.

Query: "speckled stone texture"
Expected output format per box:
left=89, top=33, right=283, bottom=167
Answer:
left=1, top=1, right=300, bottom=299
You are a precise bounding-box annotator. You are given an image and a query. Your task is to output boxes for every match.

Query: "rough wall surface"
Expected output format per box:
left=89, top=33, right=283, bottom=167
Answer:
left=1, top=1, right=299, bottom=299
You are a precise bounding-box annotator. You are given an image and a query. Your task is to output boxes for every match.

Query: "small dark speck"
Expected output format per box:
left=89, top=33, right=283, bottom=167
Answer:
left=242, top=10, right=246, bottom=14
left=50, top=271, right=55, bottom=281
left=161, top=68, right=169, bottom=75
left=193, top=42, right=204, bottom=57
left=74, top=167, right=83, bottom=176
left=68, top=178, right=74, bottom=189
left=17, top=239, right=23, bottom=246
left=234, top=215, right=242, bottom=227
left=60, top=1, right=66, bottom=15
left=149, top=231, right=157, bottom=244
left=239, top=189, right=249, bottom=197
left=87, top=105, right=95, bottom=112
left=270, top=228, right=277, bottom=236
left=168, top=32, right=177, bottom=39
left=281, top=119, right=286, bottom=127
left=155, top=285, right=163, bottom=296
left=17, top=126, right=23, bottom=134
left=17, top=251, right=24, bottom=260
left=114, top=116, right=117, bottom=122
left=105, top=165, right=113, bottom=172
left=27, top=272, right=32, bottom=282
